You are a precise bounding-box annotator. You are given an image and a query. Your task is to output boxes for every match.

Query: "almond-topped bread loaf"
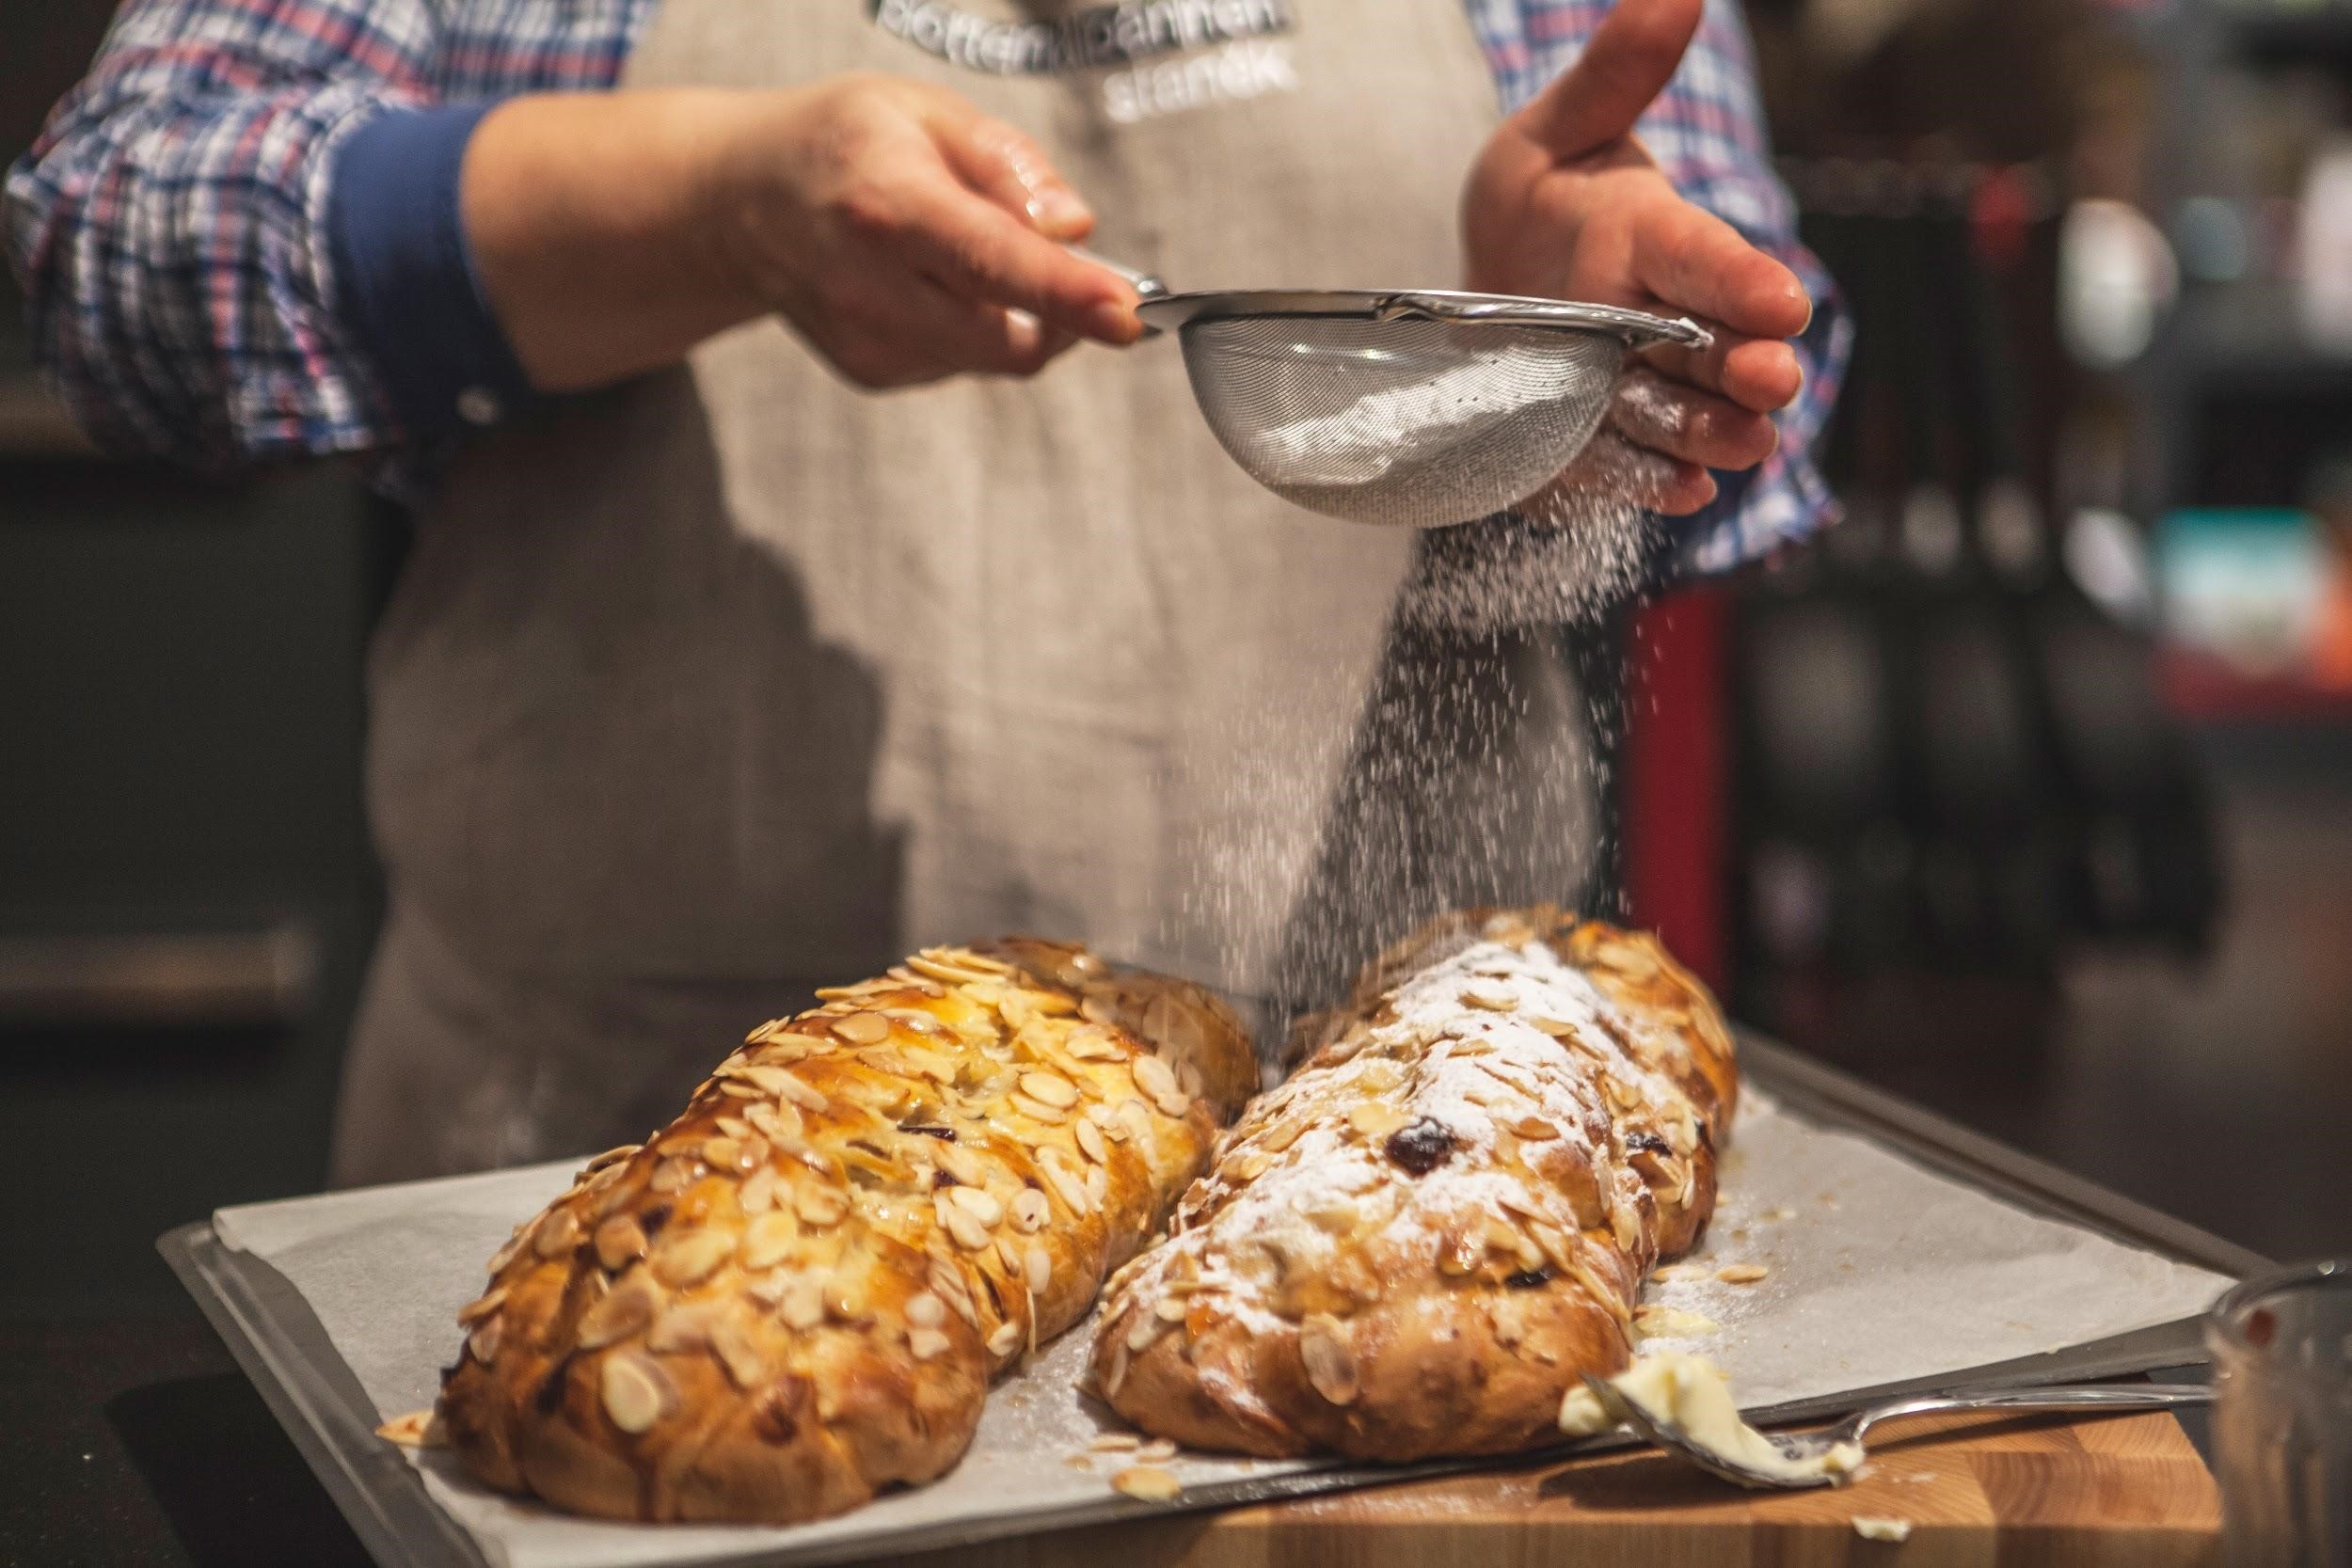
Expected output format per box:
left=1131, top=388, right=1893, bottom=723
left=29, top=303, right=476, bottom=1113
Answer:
left=1086, top=908, right=1737, bottom=1460
left=435, top=941, right=1256, bottom=1523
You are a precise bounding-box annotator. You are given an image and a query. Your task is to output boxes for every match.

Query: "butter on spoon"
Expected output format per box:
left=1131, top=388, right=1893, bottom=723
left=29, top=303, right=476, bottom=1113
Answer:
left=1585, top=1352, right=1864, bottom=1488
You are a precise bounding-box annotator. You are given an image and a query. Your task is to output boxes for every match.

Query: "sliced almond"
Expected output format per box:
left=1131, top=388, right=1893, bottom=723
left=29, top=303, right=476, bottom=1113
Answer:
left=831, top=1011, right=891, bottom=1045
left=653, top=1228, right=734, bottom=1288
left=906, top=1291, right=946, bottom=1329
left=600, top=1352, right=674, bottom=1434
left=1153, top=1294, right=1188, bottom=1323
left=708, top=1316, right=766, bottom=1389
left=1036, top=1156, right=1089, bottom=1216
left=1066, top=1026, right=1123, bottom=1061
left=1153, top=1090, right=1191, bottom=1119
left=375, top=1409, right=443, bottom=1448
left=1024, top=1243, right=1052, bottom=1295
left=1108, top=1464, right=1183, bottom=1503
left=946, top=1185, right=1004, bottom=1227
left=1009, top=1187, right=1051, bottom=1233
left=740, top=1211, right=798, bottom=1272
left=1124, top=1312, right=1170, bottom=1354
left=738, top=1165, right=781, bottom=1216
left=1009, top=1092, right=1068, bottom=1124
left=578, top=1282, right=658, bottom=1349
left=595, top=1215, right=650, bottom=1272
left=943, top=1206, right=992, bottom=1252
left=648, top=1156, right=702, bottom=1196
left=1135, top=1437, right=1179, bottom=1462
left=647, top=1301, right=719, bottom=1354
left=456, top=1285, right=508, bottom=1326
left=1612, top=1204, right=1642, bottom=1252
left=909, top=1327, right=952, bottom=1360
left=1020, top=1070, right=1079, bottom=1109
left=909, top=953, right=998, bottom=987
left=1298, top=1314, right=1360, bottom=1405
left=1346, top=1101, right=1409, bottom=1139
left=1511, top=1116, right=1561, bottom=1141
left=987, top=1320, right=1024, bottom=1357
left=465, top=1315, right=503, bottom=1365
left=1461, top=979, right=1516, bottom=1011
left=794, top=1186, right=849, bottom=1227
left=1131, top=1054, right=1178, bottom=1101
left=780, top=1275, right=825, bottom=1331
left=932, top=1139, right=987, bottom=1187
left=1090, top=1432, right=1140, bottom=1452
left=1117, top=1098, right=1156, bottom=1143
left=743, top=1100, right=802, bottom=1146
left=1073, top=1117, right=1108, bottom=1165
left=532, top=1208, right=582, bottom=1259
left=774, top=1073, right=830, bottom=1114
left=1717, top=1263, right=1770, bottom=1285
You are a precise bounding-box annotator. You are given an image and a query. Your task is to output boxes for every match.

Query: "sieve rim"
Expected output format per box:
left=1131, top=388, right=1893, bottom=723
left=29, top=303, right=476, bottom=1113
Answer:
left=1136, top=288, right=1710, bottom=349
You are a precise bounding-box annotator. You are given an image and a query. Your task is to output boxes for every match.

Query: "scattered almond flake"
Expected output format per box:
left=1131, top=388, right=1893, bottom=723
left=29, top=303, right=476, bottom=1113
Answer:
left=1851, top=1517, right=1913, bottom=1543
left=1089, top=1433, right=1142, bottom=1452
left=1633, top=1304, right=1720, bottom=1339
left=1461, top=979, right=1516, bottom=1010
left=1063, top=1454, right=1096, bottom=1470
left=1717, top=1263, right=1770, bottom=1285
left=1110, top=1465, right=1182, bottom=1503
left=376, top=1409, right=444, bottom=1448
left=1134, top=1437, right=1179, bottom=1462
left=1651, top=1262, right=1709, bottom=1284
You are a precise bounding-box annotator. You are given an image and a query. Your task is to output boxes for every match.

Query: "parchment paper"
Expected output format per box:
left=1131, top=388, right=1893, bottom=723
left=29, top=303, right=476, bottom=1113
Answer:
left=210, top=1091, right=2232, bottom=1568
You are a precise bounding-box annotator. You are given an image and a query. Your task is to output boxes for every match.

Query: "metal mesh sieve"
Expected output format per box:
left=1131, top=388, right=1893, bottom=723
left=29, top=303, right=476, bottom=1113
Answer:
left=1135, top=288, right=1711, bottom=529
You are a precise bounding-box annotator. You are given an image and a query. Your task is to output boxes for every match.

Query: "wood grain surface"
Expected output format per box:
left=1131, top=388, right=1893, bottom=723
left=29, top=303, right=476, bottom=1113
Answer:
left=915, top=1409, right=2220, bottom=1567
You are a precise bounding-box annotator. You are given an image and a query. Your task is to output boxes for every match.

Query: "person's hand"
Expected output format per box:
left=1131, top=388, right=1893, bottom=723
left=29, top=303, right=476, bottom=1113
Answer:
left=464, top=77, right=1144, bottom=395
left=705, top=74, right=1142, bottom=388
left=1460, top=0, right=1813, bottom=515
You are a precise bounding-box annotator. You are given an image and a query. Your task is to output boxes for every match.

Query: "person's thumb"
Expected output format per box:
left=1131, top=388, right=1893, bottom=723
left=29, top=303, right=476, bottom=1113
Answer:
left=1513, top=0, right=1704, bottom=161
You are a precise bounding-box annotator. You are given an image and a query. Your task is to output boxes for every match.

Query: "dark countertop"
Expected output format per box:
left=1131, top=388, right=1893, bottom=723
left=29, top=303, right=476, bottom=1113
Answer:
left=2, top=1307, right=371, bottom=1568
left=2, top=1285, right=2219, bottom=1568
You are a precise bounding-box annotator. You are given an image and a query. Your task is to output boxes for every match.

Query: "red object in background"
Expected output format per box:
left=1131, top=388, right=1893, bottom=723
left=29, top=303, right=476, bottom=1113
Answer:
left=1625, top=587, right=1729, bottom=991
left=1969, top=166, right=2035, bottom=272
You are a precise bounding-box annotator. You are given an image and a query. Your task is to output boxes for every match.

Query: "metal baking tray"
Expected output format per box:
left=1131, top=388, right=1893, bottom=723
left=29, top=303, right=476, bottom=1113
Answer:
left=160, top=1032, right=2265, bottom=1568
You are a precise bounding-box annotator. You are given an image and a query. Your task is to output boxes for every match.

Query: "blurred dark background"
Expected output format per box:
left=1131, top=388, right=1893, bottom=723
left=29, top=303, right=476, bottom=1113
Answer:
left=3, top=0, right=2351, bottom=1558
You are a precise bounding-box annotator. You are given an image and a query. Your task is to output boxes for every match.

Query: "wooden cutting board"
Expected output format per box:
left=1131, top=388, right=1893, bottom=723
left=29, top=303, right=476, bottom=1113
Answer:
left=913, top=1408, right=2220, bottom=1567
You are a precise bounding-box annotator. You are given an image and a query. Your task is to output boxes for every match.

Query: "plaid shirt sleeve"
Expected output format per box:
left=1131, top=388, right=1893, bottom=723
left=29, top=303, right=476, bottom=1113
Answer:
left=1470, top=0, right=1851, bottom=572
left=0, top=0, right=634, bottom=469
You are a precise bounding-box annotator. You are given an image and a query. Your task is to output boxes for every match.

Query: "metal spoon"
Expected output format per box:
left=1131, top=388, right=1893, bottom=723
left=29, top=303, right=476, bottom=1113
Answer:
left=1585, top=1374, right=2213, bottom=1491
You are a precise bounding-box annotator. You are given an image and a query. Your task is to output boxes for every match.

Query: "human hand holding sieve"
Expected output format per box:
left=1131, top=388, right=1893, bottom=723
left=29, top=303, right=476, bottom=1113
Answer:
left=1462, top=0, right=1815, bottom=516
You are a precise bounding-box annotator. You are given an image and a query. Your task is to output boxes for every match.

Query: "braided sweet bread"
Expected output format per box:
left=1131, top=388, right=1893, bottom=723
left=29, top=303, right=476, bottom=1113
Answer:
left=1087, top=908, right=1737, bottom=1460
left=434, top=940, right=1256, bottom=1522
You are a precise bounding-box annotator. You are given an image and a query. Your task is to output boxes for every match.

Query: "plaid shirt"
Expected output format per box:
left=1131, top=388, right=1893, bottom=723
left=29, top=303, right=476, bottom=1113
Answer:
left=5, top=0, right=1844, bottom=568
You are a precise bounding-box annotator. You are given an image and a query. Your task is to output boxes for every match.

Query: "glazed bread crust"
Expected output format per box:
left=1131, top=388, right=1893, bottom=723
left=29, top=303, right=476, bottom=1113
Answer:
left=436, top=941, right=1255, bottom=1523
left=1087, top=908, right=1736, bottom=1460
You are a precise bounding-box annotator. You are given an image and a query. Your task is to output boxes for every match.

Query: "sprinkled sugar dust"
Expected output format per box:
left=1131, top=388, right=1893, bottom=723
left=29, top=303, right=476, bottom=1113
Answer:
left=1162, top=378, right=1675, bottom=1052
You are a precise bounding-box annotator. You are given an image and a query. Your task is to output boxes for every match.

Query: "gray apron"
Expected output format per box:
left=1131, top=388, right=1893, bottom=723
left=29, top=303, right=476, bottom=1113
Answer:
left=332, top=0, right=1598, bottom=1185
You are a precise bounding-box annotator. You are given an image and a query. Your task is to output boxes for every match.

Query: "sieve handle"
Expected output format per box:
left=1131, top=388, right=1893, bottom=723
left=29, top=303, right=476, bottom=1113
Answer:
left=1064, top=246, right=1171, bottom=302
left=1375, top=292, right=1711, bottom=349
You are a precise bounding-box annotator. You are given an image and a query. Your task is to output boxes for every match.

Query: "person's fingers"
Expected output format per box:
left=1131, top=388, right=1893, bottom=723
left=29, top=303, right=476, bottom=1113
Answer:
left=1609, top=367, right=1779, bottom=471
left=882, top=170, right=1140, bottom=344
left=1512, top=0, right=1704, bottom=161
left=1552, top=428, right=1717, bottom=515
left=1629, top=197, right=1812, bottom=341
left=1638, top=326, right=1804, bottom=413
left=817, top=264, right=1079, bottom=383
left=923, top=97, right=1096, bottom=240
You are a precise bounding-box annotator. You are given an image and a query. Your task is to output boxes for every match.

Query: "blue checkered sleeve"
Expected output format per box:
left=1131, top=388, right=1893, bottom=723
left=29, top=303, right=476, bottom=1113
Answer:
left=1, top=0, right=637, bottom=469
left=1474, top=0, right=1851, bottom=571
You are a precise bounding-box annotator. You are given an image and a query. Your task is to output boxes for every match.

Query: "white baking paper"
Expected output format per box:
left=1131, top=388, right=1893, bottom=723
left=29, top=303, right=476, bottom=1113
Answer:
left=210, top=1091, right=2232, bottom=1568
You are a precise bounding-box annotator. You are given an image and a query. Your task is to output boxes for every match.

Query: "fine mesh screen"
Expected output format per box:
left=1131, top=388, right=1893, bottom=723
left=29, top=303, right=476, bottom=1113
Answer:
left=1175, top=314, right=1627, bottom=528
